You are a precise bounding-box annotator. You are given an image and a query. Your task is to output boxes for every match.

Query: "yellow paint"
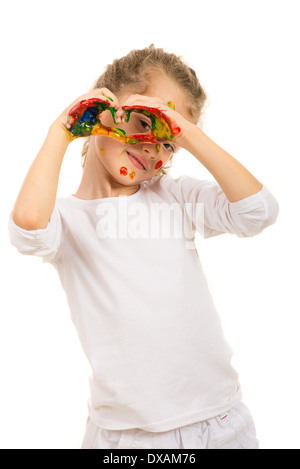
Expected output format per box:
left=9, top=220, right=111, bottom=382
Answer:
left=167, top=101, right=175, bottom=110
left=100, top=147, right=105, bottom=155
left=129, top=171, right=135, bottom=180
left=62, top=124, right=76, bottom=142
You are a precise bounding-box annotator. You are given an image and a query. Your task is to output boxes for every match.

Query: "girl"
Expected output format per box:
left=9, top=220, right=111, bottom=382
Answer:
left=8, top=45, right=279, bottom=449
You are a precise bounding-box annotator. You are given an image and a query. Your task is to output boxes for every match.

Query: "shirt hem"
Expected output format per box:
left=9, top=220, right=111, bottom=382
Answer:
left=88, top=390, right=242, bottom=433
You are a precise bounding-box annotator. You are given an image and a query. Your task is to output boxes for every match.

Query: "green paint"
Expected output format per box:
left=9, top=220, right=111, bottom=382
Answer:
left=102, top=91, right=114, bottom=102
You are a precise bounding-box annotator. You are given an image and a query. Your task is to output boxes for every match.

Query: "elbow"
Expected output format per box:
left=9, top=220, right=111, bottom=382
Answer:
left=252, top=198, right=280, bottom=236
left=11, top=210, right=48, bottom=231
left=251, top=188, right=280, bottom=234
left=270, top=198, right=280, bottom=225
left=263, top=195, right=280, bottom=228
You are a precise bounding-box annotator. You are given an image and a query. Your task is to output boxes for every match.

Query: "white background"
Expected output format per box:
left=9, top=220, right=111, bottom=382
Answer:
left=1, top=0, right=299, bottom=449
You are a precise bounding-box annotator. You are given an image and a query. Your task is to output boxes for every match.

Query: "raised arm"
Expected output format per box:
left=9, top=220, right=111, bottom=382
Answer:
left=179, top=125, right=263, bottom=203
left=11, top=121, right=70, bottom=230
left=118, top=93, right=263, bottom=203
left=11, top=88, right=119, bottom=230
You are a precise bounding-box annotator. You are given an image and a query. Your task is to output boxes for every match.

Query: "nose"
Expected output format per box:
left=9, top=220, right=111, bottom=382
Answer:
left=141, top=143, right=160, bottom=159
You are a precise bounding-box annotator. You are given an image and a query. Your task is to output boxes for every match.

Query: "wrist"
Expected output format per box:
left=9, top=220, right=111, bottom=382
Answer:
left=176, top=121, right=200, bottom=150
left=49, top=119, right=74, bottom=145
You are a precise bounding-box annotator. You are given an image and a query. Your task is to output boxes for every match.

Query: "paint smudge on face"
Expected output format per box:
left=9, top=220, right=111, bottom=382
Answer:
left=155, top=144, right=161, bottom=153
left=155, top=160, right=163, bottom=170
left=100, top=147, right=105, bottom=155
left=120, top=166, right=128, bottom=176
left=120, top=167, right=134, bottom=179
left=167, top=101, right=175, bottom=110
left=65, top=99, right=181, bottom=145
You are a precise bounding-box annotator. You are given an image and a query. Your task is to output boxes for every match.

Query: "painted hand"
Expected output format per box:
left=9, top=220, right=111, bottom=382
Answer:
left=57, top=88, right=120, bottom=142
left=64, top=96, right=182, bottom=145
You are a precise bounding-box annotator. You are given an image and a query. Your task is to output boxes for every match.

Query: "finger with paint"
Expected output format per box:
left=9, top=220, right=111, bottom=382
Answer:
left=65, top=99, right=181, bottom=145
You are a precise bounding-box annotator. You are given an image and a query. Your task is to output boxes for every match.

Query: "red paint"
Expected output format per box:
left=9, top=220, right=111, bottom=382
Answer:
left=155, top=160, right=163, bottom=170
left=120, top=166, right=128, bottom=175
left=129, top=171, right=135, bottom=180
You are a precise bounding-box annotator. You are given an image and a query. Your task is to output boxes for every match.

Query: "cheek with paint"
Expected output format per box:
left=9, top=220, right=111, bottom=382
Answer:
left=120, top=166, right=135, bottom=179
left=101, top=144, right=136, bottom=179
left=120, top=166, right=128, bottom=176
left=155, top=160, right=163, bottom=170
left=154, top=145, right=165, bottom=171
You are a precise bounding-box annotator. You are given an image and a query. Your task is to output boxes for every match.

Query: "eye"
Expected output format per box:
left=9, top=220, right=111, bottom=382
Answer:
left=163, top=143, right=175, bottom=152
left=139, top=119, right=151, bottom=132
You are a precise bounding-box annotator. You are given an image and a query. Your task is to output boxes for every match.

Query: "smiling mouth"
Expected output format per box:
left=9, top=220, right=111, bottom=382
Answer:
left=126, top=151, right=147, bottom=171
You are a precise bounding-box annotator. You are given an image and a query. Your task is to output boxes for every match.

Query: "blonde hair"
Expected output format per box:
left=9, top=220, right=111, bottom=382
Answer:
left=81, top=45, right=207, bottom=174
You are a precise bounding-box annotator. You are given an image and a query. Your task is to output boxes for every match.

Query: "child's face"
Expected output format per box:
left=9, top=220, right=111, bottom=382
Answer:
left=89, top=76, right=192, bottom=186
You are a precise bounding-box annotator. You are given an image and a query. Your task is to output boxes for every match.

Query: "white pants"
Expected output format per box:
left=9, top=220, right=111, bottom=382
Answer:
left=81, top=402, right=259, bottom=449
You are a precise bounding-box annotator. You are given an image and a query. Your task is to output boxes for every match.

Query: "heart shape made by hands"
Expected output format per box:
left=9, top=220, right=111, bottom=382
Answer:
left=64, top=98, right=181, bottom=144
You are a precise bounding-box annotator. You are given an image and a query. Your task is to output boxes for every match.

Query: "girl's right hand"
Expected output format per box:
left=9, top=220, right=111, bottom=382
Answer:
left=54, top=88, right=120, bottom=141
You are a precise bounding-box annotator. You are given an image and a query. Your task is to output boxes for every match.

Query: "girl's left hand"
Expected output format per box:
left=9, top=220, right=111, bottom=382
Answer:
left=118, top=94, right=193, bottom=147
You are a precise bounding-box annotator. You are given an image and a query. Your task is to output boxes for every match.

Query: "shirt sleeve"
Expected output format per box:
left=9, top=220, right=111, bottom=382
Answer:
left=8, top=206, right=63, bottom=262
left=173, top=175, right=280, bottom=239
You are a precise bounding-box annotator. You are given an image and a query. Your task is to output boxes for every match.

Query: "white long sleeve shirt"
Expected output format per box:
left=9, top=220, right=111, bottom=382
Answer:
left=8, top=174, right=279, bottom=432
